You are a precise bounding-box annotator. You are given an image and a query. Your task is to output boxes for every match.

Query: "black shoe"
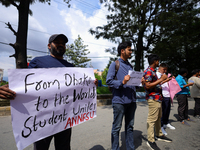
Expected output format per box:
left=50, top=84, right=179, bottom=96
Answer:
left=156, top=135, right=172, bottom=142
left=146, top=141, right=160, bottom=150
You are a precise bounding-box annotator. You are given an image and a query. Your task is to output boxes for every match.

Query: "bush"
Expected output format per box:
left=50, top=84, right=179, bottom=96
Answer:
left=96, top=86, right=112, bottom=94
left=94, top=73, right=102, bottom=80
left=136, top=86, right=145, bottom=92
left=0, top=81, right=8, bottom=86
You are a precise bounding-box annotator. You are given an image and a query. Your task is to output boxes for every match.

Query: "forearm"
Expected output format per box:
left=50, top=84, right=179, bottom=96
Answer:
left=161, top=78, right=171, bottom=84
left=145, top=78, right=163, bottom=89
left=183, top=84, right=192, bottom=88
left=106, top=78, right=123, bottom=89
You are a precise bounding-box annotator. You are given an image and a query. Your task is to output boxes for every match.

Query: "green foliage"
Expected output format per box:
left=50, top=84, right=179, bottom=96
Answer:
left=101, top=68, right=108, bottom=85
left=65, top=35, right=91, bottom=67
left=151, top=0, right=200, bottom=77
left=94, top=73, right=102, bottom=80
left=90, top=0, right=200, bottom=73
left=0, top=82, right=8, bottom=86
left=136, top=86, right=145, bottom=92
left=90, top=0, right=169, bottom=71
left=96, top=86, right=111, bottom=94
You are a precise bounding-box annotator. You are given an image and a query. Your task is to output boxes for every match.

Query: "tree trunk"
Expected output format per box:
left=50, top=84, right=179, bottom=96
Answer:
left=135, top=31, right=143, bottom=71
left=15, top=0, right=30, bottom=68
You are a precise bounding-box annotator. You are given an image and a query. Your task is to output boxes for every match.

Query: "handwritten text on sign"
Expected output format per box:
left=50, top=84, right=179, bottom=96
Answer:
left=126, top=70, right=143, bottom=86
left=8, top=68, right=96, bottom=150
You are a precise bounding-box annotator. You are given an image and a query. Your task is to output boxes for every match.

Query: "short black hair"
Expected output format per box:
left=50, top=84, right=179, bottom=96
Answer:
left=159, top=63, right=168, bottom=68
left=191, top=69, right=199, bottom=75
left=147, top=54, right=160, bottom=65
left=117, top=41, right=132, bottom=56
left=179, top=68, right=188, bottom=75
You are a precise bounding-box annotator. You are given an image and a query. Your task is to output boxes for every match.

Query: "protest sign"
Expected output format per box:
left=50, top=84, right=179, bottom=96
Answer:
left=8, top=67, right=96, bottom=150
left=126, top=70, right=143, bottom=86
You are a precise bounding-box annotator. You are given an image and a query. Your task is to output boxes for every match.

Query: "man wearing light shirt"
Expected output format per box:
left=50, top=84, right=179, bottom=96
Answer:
left=188, top=69, right=200, bottom=119
left=156, top=63, right=175, bottom=136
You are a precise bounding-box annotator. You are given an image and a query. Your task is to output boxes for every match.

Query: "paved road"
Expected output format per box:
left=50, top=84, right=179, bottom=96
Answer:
left=0, top=98, right=200, bottom=150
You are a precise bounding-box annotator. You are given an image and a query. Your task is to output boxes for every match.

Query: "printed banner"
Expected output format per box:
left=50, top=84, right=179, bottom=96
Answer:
left=8, top=67, right=97, bottom=150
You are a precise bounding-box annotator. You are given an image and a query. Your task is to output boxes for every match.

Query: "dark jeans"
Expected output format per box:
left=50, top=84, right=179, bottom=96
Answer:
left=177, top=94, right=188, bottom=121
left=161, top=97, right=171, bottom=126
left=111, top=102, right=137, bottom=150
left=34, top=128, right=71, bottom=150
left=194, top=98, right=200, bottom=116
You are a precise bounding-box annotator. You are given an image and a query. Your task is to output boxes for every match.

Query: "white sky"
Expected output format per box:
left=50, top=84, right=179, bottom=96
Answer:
left=0, top=0, right=118, bottom=80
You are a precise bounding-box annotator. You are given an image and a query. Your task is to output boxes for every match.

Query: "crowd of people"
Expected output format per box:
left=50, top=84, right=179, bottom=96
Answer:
left=142, top=54, right=200, bottom=150
left=0, top=36, right=200, bottom=150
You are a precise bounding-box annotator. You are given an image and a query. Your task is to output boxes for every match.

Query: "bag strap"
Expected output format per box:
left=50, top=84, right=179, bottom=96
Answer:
left=114, top=60, right=120, bottom=79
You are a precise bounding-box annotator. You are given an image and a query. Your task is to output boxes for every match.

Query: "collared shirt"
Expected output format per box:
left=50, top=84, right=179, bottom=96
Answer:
left=176, top=74, right=189, bottom=95
left=106, top=58, right=136, bottom=104
left=143, top=66, right=162, bottom=102
left=156, top=71, right=170, bottom=97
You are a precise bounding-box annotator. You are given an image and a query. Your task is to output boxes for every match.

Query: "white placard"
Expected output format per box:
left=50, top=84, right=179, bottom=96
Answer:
left=8, top=68, right=97, bottom=150
left=126, top=70, right=143, bottom=86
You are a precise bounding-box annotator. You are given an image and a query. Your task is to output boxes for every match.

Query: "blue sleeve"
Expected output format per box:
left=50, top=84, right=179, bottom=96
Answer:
left=106, top=61, right=123, bottom=89
left=28, top=58, right=37, bottom=68
left=176, top=76, right=186, bottom=89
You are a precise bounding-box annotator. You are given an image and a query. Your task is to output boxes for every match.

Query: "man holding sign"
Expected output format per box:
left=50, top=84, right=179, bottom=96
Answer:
left=29, top=34, right=73, bottom=150
left=0, top=34, right=97, bottom=150
left=106, top=41, right=138, bottom=150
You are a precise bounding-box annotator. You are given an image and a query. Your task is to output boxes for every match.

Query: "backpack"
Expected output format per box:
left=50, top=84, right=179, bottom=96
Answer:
left=108, top=60, right=120, bottom=92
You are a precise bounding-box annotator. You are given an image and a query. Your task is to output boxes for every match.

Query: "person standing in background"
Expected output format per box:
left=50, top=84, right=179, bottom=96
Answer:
left=143, top=54, right=172, bottom=150
left=156, top=63, right=175, bottom=136
left=188, top=69, right=200, bottom=119
left=175, top=68, right=194, bottom=125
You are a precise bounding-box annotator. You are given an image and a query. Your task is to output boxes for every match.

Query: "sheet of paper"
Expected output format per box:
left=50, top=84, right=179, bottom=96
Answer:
left=126, top=70, right=143, bottom=86
left=8, top=67, right=97, bottom=150
left=168, top=73, right=181, bottom=103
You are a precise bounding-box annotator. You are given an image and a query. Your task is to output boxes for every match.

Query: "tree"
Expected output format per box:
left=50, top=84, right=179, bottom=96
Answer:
left=151, top=0, right=200, bottom=76
left=104, top=47, right=119, bottom=69
left=90, top=0, right=200, bottom=72
left=65, top=35, right=91, bottom=67
left=0, top=0, right=71, bottom=68
left=90, top=0, right=170, bottom=71
left=101, top=67, right=108, bottom=85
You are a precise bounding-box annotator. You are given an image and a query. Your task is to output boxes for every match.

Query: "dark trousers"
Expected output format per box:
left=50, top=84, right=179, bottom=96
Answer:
left=194, top=98, right=200, bottom=116
left=161, top=97, right=171, bottom=126
left=34, top=128, right=71, bottom=150
left=177, top=94, right=188, bottom=121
